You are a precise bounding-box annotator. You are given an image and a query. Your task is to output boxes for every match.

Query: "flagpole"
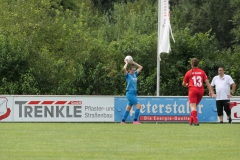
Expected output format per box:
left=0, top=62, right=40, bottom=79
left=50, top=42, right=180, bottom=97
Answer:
left=157, top=57, right=160, bottom=96
left=157, top=0, right=161, bottom=96
left=157, top=0, right=174, bottom=96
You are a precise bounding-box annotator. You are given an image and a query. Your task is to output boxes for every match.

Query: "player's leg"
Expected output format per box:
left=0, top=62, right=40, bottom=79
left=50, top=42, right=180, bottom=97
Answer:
left=121, top=105, right=132, bottom=124
left=130, top=90, right=141, bottom=124
left=133, top=103, right=141, bottom=124
left=192, top=90, right=204, bottom=125
left=216, top=100, right=224, bottom=123
left=188, top=90, right=198, bottom=125
left=188, top=101, right=193, bottom=125
left=196, top=90, right=204, bottom=106
left=190, top=103, right=198, bottom=125
left=188, top=91, right=194, bottom=125
left=223, top=100, right=232, bottom=123
left=121, top=91, right=133, bottom=124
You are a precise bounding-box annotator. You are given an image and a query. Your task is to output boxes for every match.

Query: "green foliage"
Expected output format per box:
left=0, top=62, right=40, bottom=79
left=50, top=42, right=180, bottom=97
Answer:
left=0, top=30, right=30, bottom=94
left=0, top=0, right=238, bottom=95
left=171, top=0, right=235, bottom=50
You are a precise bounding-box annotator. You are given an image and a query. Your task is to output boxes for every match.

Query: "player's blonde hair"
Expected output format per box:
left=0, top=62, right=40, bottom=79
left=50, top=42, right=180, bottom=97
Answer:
left=190, top=58, right=199, bottom=77
left=191, top=58, right=199, bottom=67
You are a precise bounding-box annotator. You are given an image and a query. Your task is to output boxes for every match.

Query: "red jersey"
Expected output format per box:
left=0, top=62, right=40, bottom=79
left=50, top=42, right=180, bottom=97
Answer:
left=183, top=68, right=208, bottom=91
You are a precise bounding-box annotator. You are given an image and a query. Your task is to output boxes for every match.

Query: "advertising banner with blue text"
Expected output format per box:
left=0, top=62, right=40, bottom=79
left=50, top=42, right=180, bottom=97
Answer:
left=114, top=96, right=217, bottom=122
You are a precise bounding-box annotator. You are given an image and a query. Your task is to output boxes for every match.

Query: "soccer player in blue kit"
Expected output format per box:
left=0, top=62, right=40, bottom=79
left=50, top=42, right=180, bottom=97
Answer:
left=121, top=58, right=143, bottom=124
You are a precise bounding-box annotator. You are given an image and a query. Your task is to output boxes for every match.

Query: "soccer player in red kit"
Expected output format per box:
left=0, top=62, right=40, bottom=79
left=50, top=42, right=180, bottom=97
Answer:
left=182, top=58, right=214, bottom=126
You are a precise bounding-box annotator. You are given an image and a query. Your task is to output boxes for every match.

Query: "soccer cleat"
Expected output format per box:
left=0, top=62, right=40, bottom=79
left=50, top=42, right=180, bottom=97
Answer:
left=228, top=118, right=232, bottom=124
left=121, top=122, right=126, bottom=124
left=189, top=116, right=193, bottom=125
left=193, top=123, right=199, bottom=126
left=133, top=121, right=141, bottom=124
left=189, top=123, right=193, bottom=126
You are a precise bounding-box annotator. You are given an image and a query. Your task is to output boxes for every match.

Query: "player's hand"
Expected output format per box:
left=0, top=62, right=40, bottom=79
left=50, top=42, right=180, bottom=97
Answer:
left=209, top=92, right=212, bottom=97
left=183, top=83, right=188, bottom=87
left=227, top=94, right=233, bottom=98
left=209, top=92, right=216, bottom=97
left=124, top=59, right=128, bottom=63
left=128, top=60, right=134, bottom=64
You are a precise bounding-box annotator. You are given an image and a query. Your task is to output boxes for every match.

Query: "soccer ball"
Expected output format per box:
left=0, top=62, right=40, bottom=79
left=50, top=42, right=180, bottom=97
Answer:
left=125, top=55, right=133, bottom=62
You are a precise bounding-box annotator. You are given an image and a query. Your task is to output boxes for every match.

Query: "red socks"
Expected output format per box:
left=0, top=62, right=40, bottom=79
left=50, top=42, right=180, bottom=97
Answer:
left=189, top=112, right=193, bottom=124
left=191, top=110, right=198, bottom=123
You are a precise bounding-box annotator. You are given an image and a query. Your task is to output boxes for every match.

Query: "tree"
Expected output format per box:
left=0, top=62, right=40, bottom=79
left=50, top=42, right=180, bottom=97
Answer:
left=171, top=0, right=234, bottom=50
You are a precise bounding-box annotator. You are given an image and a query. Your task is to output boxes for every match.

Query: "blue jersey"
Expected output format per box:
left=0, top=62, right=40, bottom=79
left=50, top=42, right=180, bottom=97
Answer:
left=125, top=71, right=138, bottom=91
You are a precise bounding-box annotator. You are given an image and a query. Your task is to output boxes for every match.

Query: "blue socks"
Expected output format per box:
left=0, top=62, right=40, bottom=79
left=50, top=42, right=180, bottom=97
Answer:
left=122, top=110, right=130, bottom=122
left=134, top=108, right=140, bottom=121
left=122, top=108, right=140, bottom=122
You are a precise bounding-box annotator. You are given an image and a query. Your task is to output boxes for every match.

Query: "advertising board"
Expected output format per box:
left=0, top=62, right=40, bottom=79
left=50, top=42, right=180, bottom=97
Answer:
left=114, top=96, right=217, bottom=122
left=0, top=96, right=114, bottom=122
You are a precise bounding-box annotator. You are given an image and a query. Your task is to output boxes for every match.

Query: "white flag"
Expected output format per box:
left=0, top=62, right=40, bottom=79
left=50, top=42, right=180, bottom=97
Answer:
left=158, top=0, right=175, bottom=56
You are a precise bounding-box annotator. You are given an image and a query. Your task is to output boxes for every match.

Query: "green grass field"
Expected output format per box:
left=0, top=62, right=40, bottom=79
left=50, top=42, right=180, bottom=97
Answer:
left=0, top=123, right=239, bottom=160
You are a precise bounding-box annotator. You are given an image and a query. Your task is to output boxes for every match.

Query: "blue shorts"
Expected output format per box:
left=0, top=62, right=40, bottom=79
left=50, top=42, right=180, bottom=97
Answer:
left=126, top=90, right=139, bottom=106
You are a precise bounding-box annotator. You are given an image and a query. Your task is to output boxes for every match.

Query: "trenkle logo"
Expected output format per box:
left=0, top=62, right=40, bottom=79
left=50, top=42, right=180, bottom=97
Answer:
left=16, top=100, right=82, bottom=118
left=0, top=98, right=11, bottom=121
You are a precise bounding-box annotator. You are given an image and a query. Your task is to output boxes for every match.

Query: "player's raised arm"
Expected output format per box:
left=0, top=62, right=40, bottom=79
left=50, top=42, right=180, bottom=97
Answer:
left=131, top=61, right=143, bottom=74
left=123, top=59, right=128, bottom=75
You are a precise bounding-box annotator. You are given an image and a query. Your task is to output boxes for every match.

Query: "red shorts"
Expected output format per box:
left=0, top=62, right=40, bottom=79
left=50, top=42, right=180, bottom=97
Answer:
left=188, top=89, right=204, bottom=104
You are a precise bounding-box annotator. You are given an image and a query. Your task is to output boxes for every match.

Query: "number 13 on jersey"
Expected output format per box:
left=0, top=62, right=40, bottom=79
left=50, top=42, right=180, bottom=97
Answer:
left=192, top=76, right=202, bottom=87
